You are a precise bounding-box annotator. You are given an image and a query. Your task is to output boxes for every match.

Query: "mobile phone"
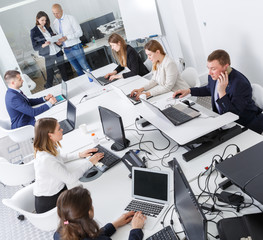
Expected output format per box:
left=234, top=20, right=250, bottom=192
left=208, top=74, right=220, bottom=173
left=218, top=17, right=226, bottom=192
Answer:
left=226, top=66, right=232, bottom=75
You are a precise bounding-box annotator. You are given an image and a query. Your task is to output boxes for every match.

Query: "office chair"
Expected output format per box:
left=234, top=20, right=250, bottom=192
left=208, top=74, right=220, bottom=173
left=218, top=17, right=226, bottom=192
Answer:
left=22, top=74, right=36, bottom=92
left=181, top=67, right=201, bottom=88
left=0, top=157, right=35, bottom=186
left=251, top=83, right=263, bottom=109
left=2, top=183, right=59, bottom=231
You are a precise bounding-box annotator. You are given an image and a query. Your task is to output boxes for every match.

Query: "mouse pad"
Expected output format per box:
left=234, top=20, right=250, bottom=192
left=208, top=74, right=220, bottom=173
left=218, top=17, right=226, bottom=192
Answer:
left=79, top=166, right=103, bottom=182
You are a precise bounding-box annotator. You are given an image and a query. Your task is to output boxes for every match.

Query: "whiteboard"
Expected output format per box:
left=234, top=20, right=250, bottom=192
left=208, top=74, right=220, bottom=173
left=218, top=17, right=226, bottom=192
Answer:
left=118, top=0, right=162, bottom=41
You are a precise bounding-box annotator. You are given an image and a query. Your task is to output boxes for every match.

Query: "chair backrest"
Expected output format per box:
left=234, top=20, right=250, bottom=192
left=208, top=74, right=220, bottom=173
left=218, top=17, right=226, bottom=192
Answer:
left=2, top=183, right=59, bottom=231
left=144, top=58, right=152, bottom=72
left=251, top=83, right=263, bottom=109
left=0, top=158, right=35, bottom=186
left=181, top=67, right=201, bottom=88
left=31, top=54, right=47, bottom=79
left=22, top=74, right=36, bottom=92
left=0, top=119, right=34, bottom=143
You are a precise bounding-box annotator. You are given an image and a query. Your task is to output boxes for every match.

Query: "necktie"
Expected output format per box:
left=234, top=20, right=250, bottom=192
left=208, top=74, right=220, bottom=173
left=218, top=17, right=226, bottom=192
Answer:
left=58, top=19, right=63, bottom=35
left=20, top=90, right=29, bottom=102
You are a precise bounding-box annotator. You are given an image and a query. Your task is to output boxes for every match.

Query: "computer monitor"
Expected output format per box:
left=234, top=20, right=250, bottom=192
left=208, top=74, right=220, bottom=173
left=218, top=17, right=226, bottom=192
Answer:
left=98, top=106, right=130, bottom=151
left=80, top=21, right=94, bottom=43
left=172, top=158, right=207, bottom=240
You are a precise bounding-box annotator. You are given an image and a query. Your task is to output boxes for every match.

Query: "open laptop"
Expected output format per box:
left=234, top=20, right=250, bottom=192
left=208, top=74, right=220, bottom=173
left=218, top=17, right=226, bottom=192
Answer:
left=111, top=85, right=152, bottom=105
left=84, top=70, right=117, bottom=86
left=55, top=80, right=67, bottom=105
left=58, top=100, right=76, bottom=134
left=141, top=98, right=200, bottom=126
left=124, top=167, right=170, bottom=230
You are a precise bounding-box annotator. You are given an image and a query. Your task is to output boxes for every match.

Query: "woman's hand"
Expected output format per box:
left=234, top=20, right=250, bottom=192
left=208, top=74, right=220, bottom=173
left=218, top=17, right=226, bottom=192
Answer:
left=131, top=211, right=146, bottom=229
left=109, top=74, right=122, bottom=81
left=104, top=71, right=117, bottom=79
left=42, top=41, right=51, bottom=48
left=130, top=88, right=144, bottom=100
left=89, top=152, right=104, bottom=165
left=79, top=148, right=98, bottom=158
left=112, top=211, right=135, bottom=229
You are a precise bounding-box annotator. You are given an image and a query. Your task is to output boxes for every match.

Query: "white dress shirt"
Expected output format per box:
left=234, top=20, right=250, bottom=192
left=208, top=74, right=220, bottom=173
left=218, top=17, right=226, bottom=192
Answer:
left=38, top=26, right=61, bottom=55
left=53, top=13, right=82, bottom=47
left=143, top=55, right=189, bottom=96
left=34, top=148, right=92, bottom=197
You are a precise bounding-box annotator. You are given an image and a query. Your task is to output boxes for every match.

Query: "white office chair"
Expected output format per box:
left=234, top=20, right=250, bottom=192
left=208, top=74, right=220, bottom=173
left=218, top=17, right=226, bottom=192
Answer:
left=181, top=67, right=201, bottom=88
left=0, top=119, right=34, bottom=143
left=0, top=157, right=35, bottom=186
left=143, top=59, right=153, bottom=80
left=251, top=83, right=263, bottom=109
left=2, top=183, right=59, bottom=231
left=22, top=74, right=36, bottom=92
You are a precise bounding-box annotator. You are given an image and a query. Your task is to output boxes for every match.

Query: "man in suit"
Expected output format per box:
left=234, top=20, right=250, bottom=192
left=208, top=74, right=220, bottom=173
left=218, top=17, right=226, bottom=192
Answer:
left=173, top=49, right=263, bottom=134
left=4, top=70, right=57, bottom=129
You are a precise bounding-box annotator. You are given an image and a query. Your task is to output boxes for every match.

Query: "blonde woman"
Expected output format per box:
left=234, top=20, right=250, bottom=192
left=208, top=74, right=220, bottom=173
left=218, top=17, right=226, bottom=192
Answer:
left=130, top=40, right=189, bottom=100
left=104, top=33, right=149, bottom=81
left=33, top=118, right=104, bottom=213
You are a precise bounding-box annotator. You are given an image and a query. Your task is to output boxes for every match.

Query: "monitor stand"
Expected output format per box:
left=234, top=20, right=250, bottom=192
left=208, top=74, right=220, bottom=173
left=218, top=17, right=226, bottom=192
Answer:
left=111, top=139, right=130, bottom=151
left=182, top=125, right=244, bottom=162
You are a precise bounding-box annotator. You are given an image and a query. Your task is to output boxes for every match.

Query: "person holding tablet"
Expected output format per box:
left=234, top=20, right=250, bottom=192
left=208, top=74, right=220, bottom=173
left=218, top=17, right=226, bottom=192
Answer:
left=33, top=118, right=104, bottom=213
left=30, top=11, right=68, bottom=89
left=54, top=186, right=146, bottom=240
left=130, top=40, right=189, bottom=100
left=104, top=33, right=149, bottom=81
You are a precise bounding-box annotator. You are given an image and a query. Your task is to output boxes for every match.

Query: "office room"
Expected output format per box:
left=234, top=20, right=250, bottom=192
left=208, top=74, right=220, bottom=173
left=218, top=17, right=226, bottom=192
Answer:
left=1, top=0, right=263, bottom=239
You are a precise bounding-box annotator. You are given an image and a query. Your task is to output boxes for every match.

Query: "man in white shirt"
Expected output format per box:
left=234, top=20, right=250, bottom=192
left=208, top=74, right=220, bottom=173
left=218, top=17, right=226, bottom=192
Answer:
left=52, top=3, right=92, bottom=76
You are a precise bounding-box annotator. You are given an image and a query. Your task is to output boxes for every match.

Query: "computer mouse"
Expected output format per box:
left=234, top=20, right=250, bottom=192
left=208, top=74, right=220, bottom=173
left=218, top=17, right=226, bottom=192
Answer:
left=174, top=93, right=182, bottom=99
left=85, top=169, right=98, bottom=178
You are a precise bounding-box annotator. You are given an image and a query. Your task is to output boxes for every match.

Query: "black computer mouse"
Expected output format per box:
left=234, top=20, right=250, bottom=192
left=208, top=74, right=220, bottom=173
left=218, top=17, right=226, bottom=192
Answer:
left=85, top=169, right=98, bottom=178
left=174, top=93, right=182, bottom=99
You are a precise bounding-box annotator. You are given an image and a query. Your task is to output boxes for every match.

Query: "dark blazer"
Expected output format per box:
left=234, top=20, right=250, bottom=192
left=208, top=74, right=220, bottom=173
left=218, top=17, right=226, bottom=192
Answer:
left=53, top=223, right=143, bottom=240
left=115, top=45, right=149, bottom=78
left=5, top=88, right=49, bottom=129
left=190, top=68, right=262, bottom=127
left=30, top=25, right=57, bottom=56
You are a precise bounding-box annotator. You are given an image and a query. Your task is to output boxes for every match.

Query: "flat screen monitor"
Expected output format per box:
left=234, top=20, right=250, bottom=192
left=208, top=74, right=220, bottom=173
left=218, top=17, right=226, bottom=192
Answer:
left=98, top=106, right=130, bottom=151
left=80, top=21, right=94, bottom=43
left=173, top=158, right=207, bottom=240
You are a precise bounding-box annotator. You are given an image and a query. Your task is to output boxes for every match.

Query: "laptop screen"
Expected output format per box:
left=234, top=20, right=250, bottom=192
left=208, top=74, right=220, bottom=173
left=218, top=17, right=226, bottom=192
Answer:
left=132, top=167, right=169, bottom=204
left=173, top=158, right=207, bottom=240
left=67, top=100, right=76, bottom=128
left=61, top=80, right=67, bottom=98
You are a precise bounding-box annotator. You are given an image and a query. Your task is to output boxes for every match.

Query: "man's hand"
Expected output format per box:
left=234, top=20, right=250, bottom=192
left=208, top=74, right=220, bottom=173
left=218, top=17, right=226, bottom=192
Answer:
left=48, top=97, right=57, bottom=105
left=44, top=94, right=53, bottom=101
left=173, top=89, right=190, bottom=98
left=58, top=36, right=67, bottom=43
left=217, top=71, right=228, bottom=98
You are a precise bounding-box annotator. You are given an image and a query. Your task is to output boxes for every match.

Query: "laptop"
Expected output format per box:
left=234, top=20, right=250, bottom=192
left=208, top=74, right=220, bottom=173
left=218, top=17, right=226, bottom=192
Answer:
left=215, top=141, right=263, bottom=204
left=84, top=70, right=117, bottom=86
left=58, top=100, right=76, bottom=134
left=141, top=98, right=200, bottom=126
left=124, top=167, right=170, bottom=230
left=111, top=85, right=152, bottom=105
left=55, top=80, right=67, bottom=105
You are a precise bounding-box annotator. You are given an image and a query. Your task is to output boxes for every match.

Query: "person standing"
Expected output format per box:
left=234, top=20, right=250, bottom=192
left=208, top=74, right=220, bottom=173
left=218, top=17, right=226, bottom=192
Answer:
left=4, top=70, right=56, bottom=129
left=52, top=3, right=92, bottom=76
left=30, top=11, right=68, bottom=89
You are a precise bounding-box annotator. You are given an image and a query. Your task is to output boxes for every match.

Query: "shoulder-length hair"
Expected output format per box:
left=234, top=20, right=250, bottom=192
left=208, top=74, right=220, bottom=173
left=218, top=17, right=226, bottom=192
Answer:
left=35, top=11, right=50, bottom=28
left=57, top=186, right=101, bottom=240
left=108, top=33, right=127, bottom=67
left=34, top=118, right=61, bottom=157
left=144, top=40, right=166, bottom=71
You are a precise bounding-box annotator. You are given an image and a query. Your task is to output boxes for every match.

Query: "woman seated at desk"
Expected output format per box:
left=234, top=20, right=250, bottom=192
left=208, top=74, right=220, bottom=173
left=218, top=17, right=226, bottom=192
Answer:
left=33, top=118, right=104, bottom=213
left=130, top=40, right=189, bottom=100
left=30, top=11, right=68, bottom=89
left=54, top=186, right=146, bottom=240
left=104, top=33, right=149, bottom=81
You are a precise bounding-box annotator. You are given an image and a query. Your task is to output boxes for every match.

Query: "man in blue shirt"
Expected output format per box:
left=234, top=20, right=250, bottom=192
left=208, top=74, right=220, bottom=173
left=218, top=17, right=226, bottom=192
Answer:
left=4, top=70, right=57, bottom=129
left=173, top=49, right=263, bottom=134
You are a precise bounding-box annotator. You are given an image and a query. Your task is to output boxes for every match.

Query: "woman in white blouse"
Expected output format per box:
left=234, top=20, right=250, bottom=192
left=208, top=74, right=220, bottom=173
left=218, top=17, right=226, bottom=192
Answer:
left=30, top=11, right=68, bottom=89
left=130, top=40, right=189, bottom=99
left=33, top=118, right=104, bottom=213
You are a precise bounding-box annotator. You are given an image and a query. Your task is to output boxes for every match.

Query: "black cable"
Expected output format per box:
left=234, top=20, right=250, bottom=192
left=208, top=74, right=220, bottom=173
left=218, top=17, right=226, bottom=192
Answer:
left=79, top=94, right=88, bottom=103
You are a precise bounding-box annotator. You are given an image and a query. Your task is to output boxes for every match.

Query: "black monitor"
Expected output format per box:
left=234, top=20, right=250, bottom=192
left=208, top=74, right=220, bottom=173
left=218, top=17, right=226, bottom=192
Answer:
left=98, top=106, right=130, bottom=151
left=172, top=158, right=207, bottom=240
left=80, top=21, right=94, bottom=43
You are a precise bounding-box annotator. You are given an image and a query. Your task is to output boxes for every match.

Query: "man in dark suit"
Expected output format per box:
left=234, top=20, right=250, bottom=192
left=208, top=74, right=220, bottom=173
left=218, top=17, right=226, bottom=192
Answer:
left=173, top=49, right=263, bottom=134
left=4, top=70, right=57, bottom=129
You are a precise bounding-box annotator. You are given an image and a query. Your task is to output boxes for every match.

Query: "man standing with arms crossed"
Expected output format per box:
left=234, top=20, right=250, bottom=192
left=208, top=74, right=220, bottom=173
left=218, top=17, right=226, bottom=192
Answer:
left=52, top=4, right=92, bottom=76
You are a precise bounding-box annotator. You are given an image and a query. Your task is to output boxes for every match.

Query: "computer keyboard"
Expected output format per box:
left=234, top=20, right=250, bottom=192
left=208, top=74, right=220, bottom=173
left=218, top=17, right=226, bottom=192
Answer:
left=146, top=226, right=179, bottom=240
left=125, top=200, right=164, bottom=217
left=163, top=107, right=192, bottom=123
left=95, top=144, right=120, bottom=167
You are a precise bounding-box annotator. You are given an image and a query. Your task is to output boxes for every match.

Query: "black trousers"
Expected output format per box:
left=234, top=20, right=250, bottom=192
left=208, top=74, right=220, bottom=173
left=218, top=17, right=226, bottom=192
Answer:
left=35, top=185, right=67, bottom=213
left=44, top=51, right=68, bottom=89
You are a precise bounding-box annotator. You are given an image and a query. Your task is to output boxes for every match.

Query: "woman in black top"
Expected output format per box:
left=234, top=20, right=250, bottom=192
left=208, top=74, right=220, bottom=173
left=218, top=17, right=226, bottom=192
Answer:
left=104, top=33, right=149, bottom=81
left=54, top=186, right=146, bottom=240
left=30, top=11, right=68, bottom=89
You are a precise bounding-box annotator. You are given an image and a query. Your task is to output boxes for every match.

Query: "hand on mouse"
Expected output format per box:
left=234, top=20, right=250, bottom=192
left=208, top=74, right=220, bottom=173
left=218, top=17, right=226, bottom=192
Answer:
left=130, top=88, right=144, bottom=98
left=173, top=89, right=191, bottom=98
